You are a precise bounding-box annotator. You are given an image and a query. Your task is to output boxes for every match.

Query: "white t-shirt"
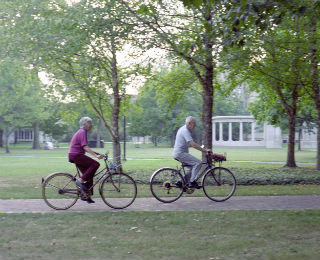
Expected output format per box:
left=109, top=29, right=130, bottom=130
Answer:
left=173, top=125, right=193, bottom=156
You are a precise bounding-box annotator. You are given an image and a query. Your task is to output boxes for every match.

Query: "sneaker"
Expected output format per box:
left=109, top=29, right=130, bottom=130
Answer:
left=86, top=197, right=95, bottom=204
left=76, top=180, right=89, bottom=192
left=80, top=193, right=88, bottom=201
left=188, top=181, right=201, bottom=189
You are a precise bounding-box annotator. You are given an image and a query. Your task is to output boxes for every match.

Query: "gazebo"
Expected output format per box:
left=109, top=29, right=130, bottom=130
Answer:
left=212, top=115, right=282, bottom=148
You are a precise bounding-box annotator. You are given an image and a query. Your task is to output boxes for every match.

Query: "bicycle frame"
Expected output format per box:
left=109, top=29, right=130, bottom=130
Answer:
left=178, top=156, right=222, bottom=184
left=71, top=155, right=121, bottom=194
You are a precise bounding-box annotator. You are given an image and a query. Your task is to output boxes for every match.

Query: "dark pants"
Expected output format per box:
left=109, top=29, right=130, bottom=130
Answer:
left=68, top=153, right=100, bottom=190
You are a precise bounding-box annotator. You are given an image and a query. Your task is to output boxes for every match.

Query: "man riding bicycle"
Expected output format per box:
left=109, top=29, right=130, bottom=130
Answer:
left=173, top=116, right=211, bottom=189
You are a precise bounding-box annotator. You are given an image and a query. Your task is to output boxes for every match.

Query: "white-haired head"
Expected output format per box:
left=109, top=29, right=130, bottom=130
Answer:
left=185, top=116, right=196, bottom=130
left=185, top=116, right=196, bottom=124
left=79, top=117, right=92, bottom=128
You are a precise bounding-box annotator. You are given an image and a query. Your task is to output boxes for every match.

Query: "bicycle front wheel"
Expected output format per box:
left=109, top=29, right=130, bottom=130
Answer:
left=42, top=172, right=79, bottom=210
left=99, top=173, right=137, bottom=209
left=150, top=168, right=184, bottom=203
left=202, top=167, right=236, bottom=202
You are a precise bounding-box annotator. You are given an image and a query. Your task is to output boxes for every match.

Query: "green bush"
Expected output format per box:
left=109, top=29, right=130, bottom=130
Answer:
left=230, top=167, right=320, bottom=185
left=128, top=166, right=320, bottom=185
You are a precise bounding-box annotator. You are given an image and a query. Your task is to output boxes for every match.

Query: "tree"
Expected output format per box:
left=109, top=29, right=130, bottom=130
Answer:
left=0, top=58, right=48, bottom=152
left=3, top=0, right=140, bottom=165
left=306, top=2, right=320, bottom=170
left=119, top=0, right=232, bottom=151
left=220, top=8, right=313, bottom=167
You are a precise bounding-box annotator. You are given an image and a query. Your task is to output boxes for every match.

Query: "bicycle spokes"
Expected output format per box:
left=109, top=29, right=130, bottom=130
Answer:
left=202, top=167, right=236, bottom=202
left=42, top=173, right=79, bottom=210
left=150, top=168, right=184, bottom=203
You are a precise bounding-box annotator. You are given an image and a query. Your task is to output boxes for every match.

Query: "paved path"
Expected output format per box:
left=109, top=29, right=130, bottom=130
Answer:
left=1, top=196, right=320, bottom=213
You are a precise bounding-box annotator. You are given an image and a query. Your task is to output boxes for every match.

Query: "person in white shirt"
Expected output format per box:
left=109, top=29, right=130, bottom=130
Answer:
left=173, top=116, right=211, bottom=188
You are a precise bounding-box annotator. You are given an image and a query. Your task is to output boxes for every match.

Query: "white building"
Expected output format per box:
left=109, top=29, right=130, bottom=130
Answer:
left=4, top=128, right=49, bottom=144
left=212, top=115, right=282, bottom=148
left=212, top=115, right=317, bottom=149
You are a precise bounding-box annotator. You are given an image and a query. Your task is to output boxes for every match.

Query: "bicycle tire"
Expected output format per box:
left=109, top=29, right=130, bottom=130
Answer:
left=202, top=167, right=236, bottom=202
left=42, top=172, right=79, bottom=210
left=99, top=173, right=137, bottom=209
left=150, top=168, right=184, bottom=203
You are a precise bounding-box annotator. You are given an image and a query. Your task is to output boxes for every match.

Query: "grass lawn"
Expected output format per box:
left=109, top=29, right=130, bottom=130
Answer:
left=1, top=210, right=320, bottom=260
left=1, top=144, right=320, bottom=260
left=0, top=143, right=319, bottom=199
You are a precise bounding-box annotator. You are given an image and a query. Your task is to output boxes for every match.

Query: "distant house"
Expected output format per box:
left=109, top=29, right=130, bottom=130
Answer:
left=5, top=127, right=50, bottom=144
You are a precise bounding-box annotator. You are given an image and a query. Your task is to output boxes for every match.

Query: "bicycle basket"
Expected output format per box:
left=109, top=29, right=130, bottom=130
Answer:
left=210, top=152, right=226, bottom=162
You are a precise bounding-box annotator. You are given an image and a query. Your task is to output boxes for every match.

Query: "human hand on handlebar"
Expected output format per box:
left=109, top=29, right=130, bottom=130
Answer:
left=94, top=153, right=104, bottom=159
left=200, top=145, right=211, bottom=153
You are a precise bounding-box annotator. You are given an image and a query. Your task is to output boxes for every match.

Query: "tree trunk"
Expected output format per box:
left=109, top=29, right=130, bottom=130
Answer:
left=298, top=127, right=302, bottom=152
left=32, top=121, right=40, bottom=149
left=310, top=16, right=320, bottom=170
left=0, top=129, right=3, bottom=147
left=317, top=115, right=320, bottom=170
left=285, top=116, right=297, bottom=167
left=201, top=75, right=213, bottom=151
left=152, top=136, right=158, bottom=147
left=4, top=123, right=14, bottom=154
left=14, top=130, right=18, bottom=144
left=200, top=3, right=214, bottom=152
left=96, top=117, right=102, bottom=148
left=5, top=135, right=10, bottom=153
left=110, top=36, right=122, bottom=170
left=171, top=128, right=178, bottom=148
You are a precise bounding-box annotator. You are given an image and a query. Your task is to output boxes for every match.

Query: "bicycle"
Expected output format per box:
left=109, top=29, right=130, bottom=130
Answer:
left=42, top=153, right=137, bottom=210
left=150, top=152, right=236, bottom=203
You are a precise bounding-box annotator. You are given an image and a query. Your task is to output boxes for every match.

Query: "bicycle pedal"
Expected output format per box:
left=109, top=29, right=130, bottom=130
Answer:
left=185, top=188, right=195, bottom=194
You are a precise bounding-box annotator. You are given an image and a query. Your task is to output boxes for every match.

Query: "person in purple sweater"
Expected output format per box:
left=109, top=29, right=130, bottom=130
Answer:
left=69, top=117, right=103, bottom=203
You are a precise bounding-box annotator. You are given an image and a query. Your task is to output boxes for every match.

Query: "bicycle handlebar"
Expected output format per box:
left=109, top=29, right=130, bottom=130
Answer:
left=102, top=153, right=109, bottom=160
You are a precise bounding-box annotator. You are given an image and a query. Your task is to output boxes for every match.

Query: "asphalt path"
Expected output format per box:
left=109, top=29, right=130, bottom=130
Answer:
left=1, top=196, right=320, bottom=213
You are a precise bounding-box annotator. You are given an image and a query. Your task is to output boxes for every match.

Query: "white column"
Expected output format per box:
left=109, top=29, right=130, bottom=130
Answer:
left=251, top=122, right=255, bottom=141
left=212, top=122, right=216, bottom=142
left=219, top=122, right=223, bottom=141
left=239, top=122, right=243, bottom=141
left=228, top=122, right=232, bottom=141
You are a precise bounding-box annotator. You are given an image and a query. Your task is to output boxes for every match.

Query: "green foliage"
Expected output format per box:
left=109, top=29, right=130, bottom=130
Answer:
left=128, top=166, right=320, bottom=186
left=128, top=61, right=251, bottom=144
left=230, top=166, right=320, bottom=185
left=0, top=58, right=49, bottom=131
left=128, top=63, right=203, bottom=144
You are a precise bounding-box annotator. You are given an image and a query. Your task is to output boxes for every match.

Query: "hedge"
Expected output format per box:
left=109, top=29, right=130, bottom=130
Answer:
left=127, top=166, right=320, bottom=185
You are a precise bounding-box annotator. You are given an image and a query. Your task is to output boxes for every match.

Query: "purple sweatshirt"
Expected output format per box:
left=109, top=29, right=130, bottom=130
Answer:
left=69, top=128, right=88, bottom=155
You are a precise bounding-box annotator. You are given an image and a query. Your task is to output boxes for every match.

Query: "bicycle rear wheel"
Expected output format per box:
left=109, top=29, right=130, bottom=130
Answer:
left=150, top=168, right=184, bottom=203
left=99, top=173, right=137, bottom=209
left=42, top=172, right=79, bottom=210
left=202, top=167, right=236, bottom=202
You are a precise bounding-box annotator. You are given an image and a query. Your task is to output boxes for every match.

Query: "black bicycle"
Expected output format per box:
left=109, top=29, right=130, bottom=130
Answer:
left=42, top=153, right=137, bottom=210
left=150, top=153, right=236, bottom=203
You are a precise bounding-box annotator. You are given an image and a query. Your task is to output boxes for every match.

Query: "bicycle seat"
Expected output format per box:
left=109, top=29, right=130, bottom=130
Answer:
left=69, top=159, right=75, bottom=164
left=174, top=158, right=192, bottom=167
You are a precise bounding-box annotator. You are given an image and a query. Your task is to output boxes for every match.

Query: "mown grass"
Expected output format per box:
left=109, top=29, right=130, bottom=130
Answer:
left=1, top=144, right=320, bottom=260
left=1, top=210, right=319, bottom=260
left=0, top=143, right=319, bottom=199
